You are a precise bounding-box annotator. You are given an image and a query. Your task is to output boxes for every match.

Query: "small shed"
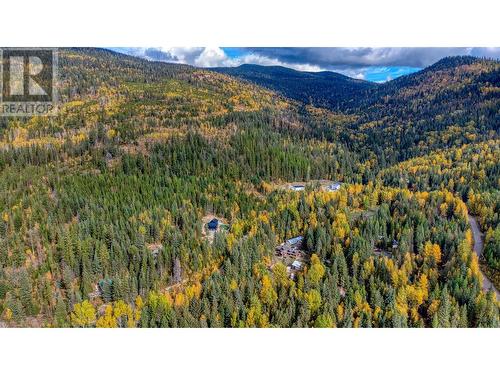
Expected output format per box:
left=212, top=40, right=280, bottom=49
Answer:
left=207, top=218, right=219, bottom=231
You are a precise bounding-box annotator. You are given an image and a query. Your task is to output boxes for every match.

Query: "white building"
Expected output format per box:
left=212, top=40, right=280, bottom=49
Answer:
left=326, top=182, right=341, bottom=192
left=290, top=185, right=305, bottom=191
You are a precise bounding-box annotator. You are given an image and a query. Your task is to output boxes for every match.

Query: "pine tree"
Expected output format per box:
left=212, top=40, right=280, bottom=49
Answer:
left=54, top=295, right=68, bottom=327
left=437, top=287, right=451, bottom=328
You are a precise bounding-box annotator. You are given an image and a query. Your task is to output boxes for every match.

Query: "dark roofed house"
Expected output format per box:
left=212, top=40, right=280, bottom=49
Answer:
left=207, top=218, right=219, bottom=231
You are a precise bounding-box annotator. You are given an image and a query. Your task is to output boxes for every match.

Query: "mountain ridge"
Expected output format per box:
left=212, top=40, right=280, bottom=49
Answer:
left=210, top=56, right=498, bottom=111
left=210, top=63, right=376, bottom=111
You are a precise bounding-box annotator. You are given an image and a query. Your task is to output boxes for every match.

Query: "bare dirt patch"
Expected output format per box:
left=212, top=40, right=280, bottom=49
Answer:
left=276, top=179, right=341, bottom=192
left=201, top=214, right=230, bottom=243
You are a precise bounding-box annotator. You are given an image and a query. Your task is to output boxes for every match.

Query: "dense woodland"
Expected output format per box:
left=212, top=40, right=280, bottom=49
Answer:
left=211, top=64, right=376, bottom=111
left=0, top=48, right=498, bottom=327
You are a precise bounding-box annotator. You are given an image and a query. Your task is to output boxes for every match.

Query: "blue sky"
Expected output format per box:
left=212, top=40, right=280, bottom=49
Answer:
left=112, top=47, right=499, bottom=82
left=362, top=66, right=421, bottom=82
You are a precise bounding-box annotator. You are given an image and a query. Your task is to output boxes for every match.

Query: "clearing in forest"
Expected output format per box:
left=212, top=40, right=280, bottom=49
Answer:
left=201, top=214, right=230, bottom=243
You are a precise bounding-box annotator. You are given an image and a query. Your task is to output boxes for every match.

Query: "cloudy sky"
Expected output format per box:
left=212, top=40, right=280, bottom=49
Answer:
left=111, top=47, right=500, bottom=82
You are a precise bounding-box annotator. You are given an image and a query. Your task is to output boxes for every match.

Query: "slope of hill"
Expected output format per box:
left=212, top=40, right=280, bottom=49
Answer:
left=0, top=49, right=498, bottom=328
left=0, top=48, right=295, bottom=153
left=358, top=56, right=500, bottom=111
left=377, top=139, right=500, bottom=289
left=213, top=58, right=500, bottom=165
left=331, top=57, right=500, bottom=165
left=211, top=64, right=376, bottom=110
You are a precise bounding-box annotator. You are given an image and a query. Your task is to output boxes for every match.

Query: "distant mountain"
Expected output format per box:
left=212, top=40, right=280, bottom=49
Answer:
left=339, top=56, right=500, bottom=161
left=210, top=64, right=377, bottom=110
left=364, top=56, right=496, bottom=100
left=357, top=56, right=500, bottom=114
left=212, top=57, right=499, bottom=114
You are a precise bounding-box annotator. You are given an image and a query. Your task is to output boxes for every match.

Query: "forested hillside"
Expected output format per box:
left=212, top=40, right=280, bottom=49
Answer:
left=211, top=64, right=376, bottom=111
left=217, top=57, right=499, bottom=163
left=0, top=49, right=498, bottom=327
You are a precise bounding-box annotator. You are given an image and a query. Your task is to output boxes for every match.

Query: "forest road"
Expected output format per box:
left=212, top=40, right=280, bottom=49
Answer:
left=468, top=215, right=499, bottom=300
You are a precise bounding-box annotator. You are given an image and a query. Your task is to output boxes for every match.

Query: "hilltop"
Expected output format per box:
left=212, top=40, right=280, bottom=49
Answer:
left=211, top=64, right=377, bottom=110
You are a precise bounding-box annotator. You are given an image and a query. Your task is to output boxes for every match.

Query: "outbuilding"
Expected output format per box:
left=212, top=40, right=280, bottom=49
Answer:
left=326, top=182, right=341, bottom=192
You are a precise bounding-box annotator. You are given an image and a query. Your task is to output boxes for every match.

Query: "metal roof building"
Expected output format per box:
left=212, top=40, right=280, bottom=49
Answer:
left=286, top=236, right=304, bottom=246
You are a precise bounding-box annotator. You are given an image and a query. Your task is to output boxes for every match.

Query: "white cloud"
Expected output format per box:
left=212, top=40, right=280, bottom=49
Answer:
left=121, top=46, right=324, bottom=71
left=113, top=47, right=373, bottom=78
left=194, top=47, right=229, bottom=67
left=111, top=47, right=500, bottom=82
left=237, top=47, right=500, bottom=69
left=156, top=47, right=204, bottom=63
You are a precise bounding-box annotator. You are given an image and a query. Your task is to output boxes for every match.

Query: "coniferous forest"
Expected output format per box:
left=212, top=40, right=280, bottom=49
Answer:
left=0, top=48, right=499, bottom=327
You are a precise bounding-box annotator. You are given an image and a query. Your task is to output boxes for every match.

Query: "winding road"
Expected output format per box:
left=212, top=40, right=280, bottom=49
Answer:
left=467, top=215, right=499, bottom=299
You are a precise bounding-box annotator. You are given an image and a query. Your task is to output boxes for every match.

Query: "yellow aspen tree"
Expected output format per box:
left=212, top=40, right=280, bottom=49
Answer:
left=71, top=300, right=96, bottom=327
left=96, top=305, right=117, bottom=328
left=134, top=295, right=143, bottom=323
left=305, top=289, right=322, bottom=313
left=260, top=275, right=277, bottom=306
left=307, top=254, right=325, bottom=284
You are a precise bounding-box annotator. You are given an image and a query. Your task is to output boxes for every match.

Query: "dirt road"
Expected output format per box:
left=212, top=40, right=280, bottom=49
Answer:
left=468, top=215, right=499, bottom=299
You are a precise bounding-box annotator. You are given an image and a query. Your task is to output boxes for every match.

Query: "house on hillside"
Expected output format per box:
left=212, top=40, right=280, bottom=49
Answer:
left=290, top=185, right=305, bottom=191
left=207, top=218, right=219, bottom=231
left=276, top=235, right=305, bottom=257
